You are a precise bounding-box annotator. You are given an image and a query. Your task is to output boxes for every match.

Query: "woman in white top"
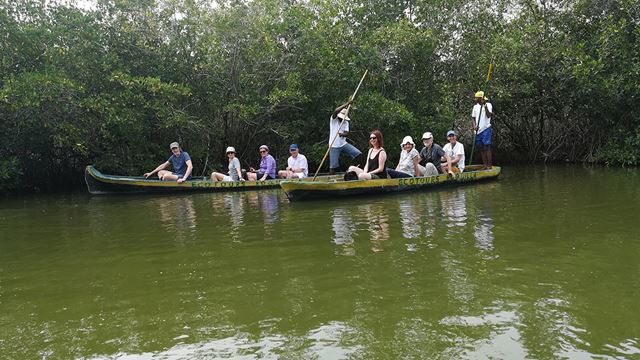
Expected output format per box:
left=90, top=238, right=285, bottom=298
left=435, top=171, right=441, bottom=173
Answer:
left=211, top=146, right=244, bottom=181
left=389, top=136, right=421, bottom=178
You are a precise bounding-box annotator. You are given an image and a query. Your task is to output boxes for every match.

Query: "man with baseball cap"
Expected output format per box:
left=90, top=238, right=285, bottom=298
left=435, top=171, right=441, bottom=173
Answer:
left=441, top=131, right=465, bottom=174
left=419, top=131, right=446, bottom=176
left=144, top=142, right=193, bottom=183
left=471, top=90, right=493, bottom=169
left=278, top=144, right=308, bottom=179
left=328, top=100, right=363, bottom=174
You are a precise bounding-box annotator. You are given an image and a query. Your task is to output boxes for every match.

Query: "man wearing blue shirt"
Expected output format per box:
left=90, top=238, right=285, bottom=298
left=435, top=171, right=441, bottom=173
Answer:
left=144, top=142, right=193, bottom=183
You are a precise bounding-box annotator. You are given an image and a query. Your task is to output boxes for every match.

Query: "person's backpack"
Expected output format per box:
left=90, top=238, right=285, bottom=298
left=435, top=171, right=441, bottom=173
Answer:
left=344, top=171, right=358, bottom=181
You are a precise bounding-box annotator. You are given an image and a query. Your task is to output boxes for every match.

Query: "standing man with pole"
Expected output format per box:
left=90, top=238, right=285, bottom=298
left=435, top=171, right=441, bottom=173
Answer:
left=471, top=91, right=493, bottom=169
left=327, top=100, right=363, bottom=175
left=313, top=70, right=368, bottom=180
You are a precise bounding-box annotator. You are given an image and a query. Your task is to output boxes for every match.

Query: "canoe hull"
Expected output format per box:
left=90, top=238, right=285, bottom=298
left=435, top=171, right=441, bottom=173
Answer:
left=280, top=166, right=501, bottom=201
left=85, top=165, right=334, bottom=195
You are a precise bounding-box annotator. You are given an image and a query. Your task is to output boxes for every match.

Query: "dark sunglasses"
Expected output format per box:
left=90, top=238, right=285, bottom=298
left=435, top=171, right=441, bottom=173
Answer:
left=370, top=136, right=377, bottom=140
left=226, top=152, right=235, bottom=154
left=260, top=150, right=267, bottom=153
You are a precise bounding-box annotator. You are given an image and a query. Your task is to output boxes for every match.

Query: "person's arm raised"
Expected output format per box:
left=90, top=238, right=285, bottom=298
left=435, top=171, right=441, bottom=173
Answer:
left=332, top=100, right=353, bottom=118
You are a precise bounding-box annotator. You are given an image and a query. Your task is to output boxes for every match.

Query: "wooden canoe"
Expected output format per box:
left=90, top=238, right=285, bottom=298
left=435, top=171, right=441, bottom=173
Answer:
left=84, top=165, right=338, bottom=195
left=280, top=165, right=501, bottom=201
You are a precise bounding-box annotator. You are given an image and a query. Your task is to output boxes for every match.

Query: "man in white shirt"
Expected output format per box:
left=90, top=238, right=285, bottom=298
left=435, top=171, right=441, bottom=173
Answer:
left=471, top=91, right=493, bottom=169
left=328, top=101, right=363, bottom=174
left=441, top=130, right=465, bottom=173
left=278, top=144, right=308, bottom=179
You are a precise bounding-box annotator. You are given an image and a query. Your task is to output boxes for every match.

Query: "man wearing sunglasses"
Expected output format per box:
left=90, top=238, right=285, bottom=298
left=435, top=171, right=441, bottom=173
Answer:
left=247, top=145, right=276, bottom=181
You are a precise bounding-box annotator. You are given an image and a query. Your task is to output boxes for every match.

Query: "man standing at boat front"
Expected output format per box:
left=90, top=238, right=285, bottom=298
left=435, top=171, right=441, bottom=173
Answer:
left=471, top=91, right=493, bottom=169
left=328, top=100, right=363, bottom=174
left=144, top=142, right=193, bottom=183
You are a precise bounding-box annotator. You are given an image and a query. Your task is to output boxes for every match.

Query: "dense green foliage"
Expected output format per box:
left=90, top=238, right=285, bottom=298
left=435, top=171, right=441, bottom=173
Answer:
left=1, top=0, right=638, bottom=191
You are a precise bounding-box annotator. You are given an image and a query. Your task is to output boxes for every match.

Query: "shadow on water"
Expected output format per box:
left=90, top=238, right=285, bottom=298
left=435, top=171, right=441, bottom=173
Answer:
left=0, top=165, right=639, bottom=359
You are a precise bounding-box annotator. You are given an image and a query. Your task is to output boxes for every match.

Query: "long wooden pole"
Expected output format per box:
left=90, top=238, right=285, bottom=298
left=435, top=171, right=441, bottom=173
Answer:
left=312, top=70, right=368, bottom=181
left=469, top=63, right=493, bottom=166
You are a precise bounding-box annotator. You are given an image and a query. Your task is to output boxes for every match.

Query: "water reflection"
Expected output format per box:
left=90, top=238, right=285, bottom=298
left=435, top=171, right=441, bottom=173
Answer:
left=155, top=196, right=198, bottom=242
left=361, top=203, right=390, bottom=252
left=223, top=194, right=244, bottom=242
left=331, top=208, right=356, bottom=246
left=87, top=321, right=361, bottom=359
left=474, top=213, right=495, bottom=251
left=440, top=189, right=467, bottom=235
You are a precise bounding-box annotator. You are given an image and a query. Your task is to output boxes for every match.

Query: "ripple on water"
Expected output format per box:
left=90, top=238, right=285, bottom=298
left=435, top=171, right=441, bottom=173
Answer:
left=86, top=322, right=361, bottom=360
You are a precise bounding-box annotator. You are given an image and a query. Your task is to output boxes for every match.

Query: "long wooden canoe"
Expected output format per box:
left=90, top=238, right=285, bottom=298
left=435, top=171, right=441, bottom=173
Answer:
left=280, top=165, right=501, bottom=201
left=85, top=165, right=338, bottom=195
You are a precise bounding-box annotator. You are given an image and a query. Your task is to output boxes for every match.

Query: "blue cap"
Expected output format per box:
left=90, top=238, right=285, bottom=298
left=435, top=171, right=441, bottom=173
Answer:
left=289, top=144, right=298, bottom=150
left=447, top=130, right=456, bottom=137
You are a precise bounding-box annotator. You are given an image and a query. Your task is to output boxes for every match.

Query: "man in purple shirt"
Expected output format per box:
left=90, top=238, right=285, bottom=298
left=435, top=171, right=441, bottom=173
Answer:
left=247, top=145, right=276, bottom=181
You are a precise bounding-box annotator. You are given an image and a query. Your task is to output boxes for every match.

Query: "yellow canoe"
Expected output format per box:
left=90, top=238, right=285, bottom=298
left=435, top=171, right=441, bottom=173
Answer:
left=280, top=165, right=501, bottom=201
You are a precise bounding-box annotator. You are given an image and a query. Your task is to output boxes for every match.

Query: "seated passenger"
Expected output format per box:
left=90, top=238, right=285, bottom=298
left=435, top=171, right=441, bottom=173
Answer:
left=387, top=136, right=420, bottom=178
left=346, top=130, right=387, bottom=180
left=247, top=145, right=276, bottom=181
left=419, top=132, right=446, bottom=176
left=144, top=142, right=193, bottom=183
left=278, top=144, right=308, bottom=179
left=441, top=130, right=465, bottom=174
left=211, top=146, right=244, bottom=182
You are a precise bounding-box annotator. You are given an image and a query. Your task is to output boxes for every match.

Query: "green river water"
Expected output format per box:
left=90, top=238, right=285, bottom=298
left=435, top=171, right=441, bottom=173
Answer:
left=1, top=166, right=639, bottom=359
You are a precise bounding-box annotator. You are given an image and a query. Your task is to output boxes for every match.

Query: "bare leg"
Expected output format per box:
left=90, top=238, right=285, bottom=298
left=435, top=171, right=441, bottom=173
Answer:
left=211, top=172, right=225, bottom=181
left=158, top=170, right=178, bottom=181
left=486, top=146, right=492, bottom=168
left=278, top=170, right=288, bottom=179
left=357, top=172, right=372, bottom=180
left=347, top=166, right=364, bottom=175
left=247, top=172, right=257, bottom=181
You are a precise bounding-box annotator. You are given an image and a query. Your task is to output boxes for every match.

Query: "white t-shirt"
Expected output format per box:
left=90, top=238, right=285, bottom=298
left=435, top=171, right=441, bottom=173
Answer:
left=397, top=148, right=420, bottom=175
left=287, top=154, right=308, bottom=177
left=443, top=141, right=465, bottom=171
left=329, top=115, right=349, bottom=148
left=472, top=102, right=493, bottom=134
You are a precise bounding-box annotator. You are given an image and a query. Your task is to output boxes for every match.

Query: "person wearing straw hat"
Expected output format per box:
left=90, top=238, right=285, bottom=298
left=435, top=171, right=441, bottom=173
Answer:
left=328, top=101, right=363, bottom=175
left=247, top=145, right=276, bottom=181
left=387, top=136, right=421, bottom=178
left=211, top=146, right=244, bottom=182
left=143, top=142, right=193, bottom=183
left=278, top=144, right=308, bottom=179
left=419, top=131, right=446, bottom=176
left=471, top=90, right=493, bottom=169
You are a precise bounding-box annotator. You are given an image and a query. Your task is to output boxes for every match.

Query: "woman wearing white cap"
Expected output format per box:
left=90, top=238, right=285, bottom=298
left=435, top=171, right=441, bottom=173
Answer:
left=387, top=136, right=421, bottom=178
left=211, top=146, right=244, bottom=182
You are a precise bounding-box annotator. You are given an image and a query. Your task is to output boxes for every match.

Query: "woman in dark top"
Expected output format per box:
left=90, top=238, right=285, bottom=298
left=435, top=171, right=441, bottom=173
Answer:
left=347, top=129, right=387, bottom=180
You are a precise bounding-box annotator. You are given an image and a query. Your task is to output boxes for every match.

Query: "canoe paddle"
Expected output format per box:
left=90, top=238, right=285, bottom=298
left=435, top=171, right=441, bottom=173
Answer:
left=469, top=62, right=492, bottom=166
left=312, top=70, right=368, bottom=181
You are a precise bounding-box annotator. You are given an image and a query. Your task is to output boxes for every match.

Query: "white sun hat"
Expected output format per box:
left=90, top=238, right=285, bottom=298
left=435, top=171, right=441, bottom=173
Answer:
left=400, top=136, right=415, bottom=147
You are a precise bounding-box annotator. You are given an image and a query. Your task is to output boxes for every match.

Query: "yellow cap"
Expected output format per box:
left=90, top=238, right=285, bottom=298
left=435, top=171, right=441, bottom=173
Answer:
left=474, top=91, right=484, bottom=98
